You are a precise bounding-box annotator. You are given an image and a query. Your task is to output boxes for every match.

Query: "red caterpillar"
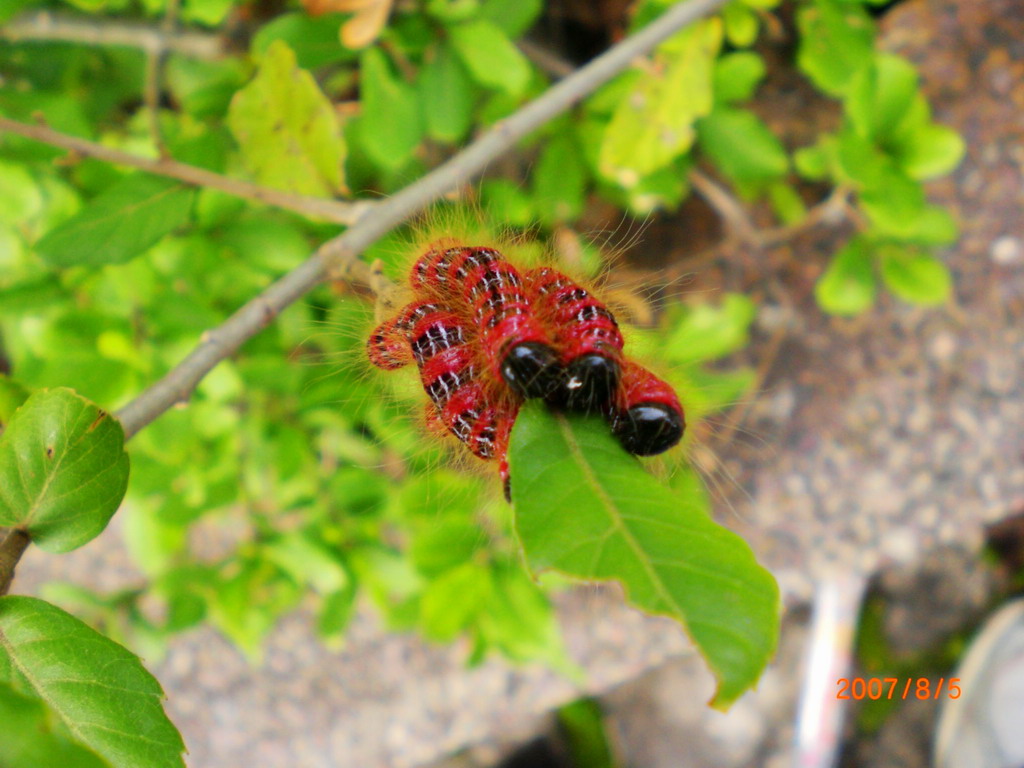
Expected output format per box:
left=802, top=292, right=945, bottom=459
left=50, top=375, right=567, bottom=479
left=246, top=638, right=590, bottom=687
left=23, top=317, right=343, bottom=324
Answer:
left=367, top=300, right=518, bottom=497
left=411, top=245, right=561, bottom=399
left=525, top=267, right=624, bottom=410
left=610, top=361, right=685, bottom=456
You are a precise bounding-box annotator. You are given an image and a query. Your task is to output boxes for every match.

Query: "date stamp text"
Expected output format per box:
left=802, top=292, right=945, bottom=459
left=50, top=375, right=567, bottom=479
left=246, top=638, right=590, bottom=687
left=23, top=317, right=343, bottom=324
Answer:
left=836, top=678, right=961, bottom=700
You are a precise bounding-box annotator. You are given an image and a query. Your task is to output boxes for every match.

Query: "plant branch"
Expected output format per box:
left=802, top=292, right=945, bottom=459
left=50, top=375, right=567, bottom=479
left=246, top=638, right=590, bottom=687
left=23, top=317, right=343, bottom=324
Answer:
left=0, top=529, right=31, bottom=597
left=0, top=117, right=373, bottom=225
left=689, top=167, right=852, bottom=248
left=114, top=0, right=732, bottom=441
left=1, top=10, right=223, bottom=59
left=143, top=0, right=182, bottom=156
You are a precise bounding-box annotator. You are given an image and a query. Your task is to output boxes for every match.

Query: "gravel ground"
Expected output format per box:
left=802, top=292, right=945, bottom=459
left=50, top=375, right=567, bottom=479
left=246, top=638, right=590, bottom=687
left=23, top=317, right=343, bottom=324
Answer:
left=13, top=0, right=1024, bottom=766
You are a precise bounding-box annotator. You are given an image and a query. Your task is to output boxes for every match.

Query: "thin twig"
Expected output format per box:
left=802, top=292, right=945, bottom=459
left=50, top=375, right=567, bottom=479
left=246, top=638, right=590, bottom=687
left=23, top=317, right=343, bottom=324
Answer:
left=1, top=10, right=223, bottom=59
left=143, top=0, right=182, bottom=157
left=689, top=167, right=852, bottom=249
left=0, top=529, right=31, bottom=597
left=517, top=38, right=576, bottom=79
left=114, top=0, right=732, bottom=440
left=0, top=117, right=372, bottom=225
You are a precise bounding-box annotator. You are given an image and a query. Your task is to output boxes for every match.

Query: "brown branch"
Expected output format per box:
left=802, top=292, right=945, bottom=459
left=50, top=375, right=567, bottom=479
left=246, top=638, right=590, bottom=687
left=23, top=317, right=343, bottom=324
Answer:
left=143, top=0, right=182, bottom=157
left=0, top=117, right=372, bottom=226
left=0, top=529, right=31, bottom=597
left=689, top=167, right=852, bottom=249
left=1, top=10, right=223, bottom=59
left=114, top=0, right=733, bottom=440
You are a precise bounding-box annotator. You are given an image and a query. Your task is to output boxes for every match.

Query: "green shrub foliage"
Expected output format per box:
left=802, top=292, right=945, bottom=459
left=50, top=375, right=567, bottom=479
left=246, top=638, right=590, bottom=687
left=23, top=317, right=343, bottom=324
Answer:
left=0, top=0, right=961, bottom=759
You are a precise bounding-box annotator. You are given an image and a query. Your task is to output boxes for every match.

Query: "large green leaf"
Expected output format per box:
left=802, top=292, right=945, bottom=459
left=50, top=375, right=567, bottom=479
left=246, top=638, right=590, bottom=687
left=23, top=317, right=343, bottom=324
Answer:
left=227, top=40, right=345, bottom=196
left=0, top=596, right=185, bottom=768
left=0, top=681, right=111, bottom=768
left=34, top=175, right=194, bottom=268
left=0, top=388, right=129, bottom=553
left=509, top=404, right=780, bottom=708
left=599, top=19, right=721, bottom=186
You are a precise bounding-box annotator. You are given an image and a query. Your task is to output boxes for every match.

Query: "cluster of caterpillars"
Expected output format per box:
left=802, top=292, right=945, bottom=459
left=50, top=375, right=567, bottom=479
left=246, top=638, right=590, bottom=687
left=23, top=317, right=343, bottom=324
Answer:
left=367, top=243, right=685, bottom=500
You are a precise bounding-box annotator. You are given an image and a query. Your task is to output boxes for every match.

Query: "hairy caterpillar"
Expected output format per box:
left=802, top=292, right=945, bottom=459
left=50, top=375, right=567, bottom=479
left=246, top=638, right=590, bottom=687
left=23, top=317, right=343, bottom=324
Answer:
left=366, top=298, right=518, bottom=498
left=363, top=215, right=688, bottom=497
left=524, top=266, right=624, bottom=411
left=610, top=361, right=685, bottom=456
left=411, top=244, right=561, bottom=399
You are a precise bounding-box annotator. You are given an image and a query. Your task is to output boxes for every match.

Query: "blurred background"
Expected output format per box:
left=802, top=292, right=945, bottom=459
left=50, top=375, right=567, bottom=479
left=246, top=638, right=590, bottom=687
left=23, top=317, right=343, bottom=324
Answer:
left=2, top=0, right=1023, bottom=765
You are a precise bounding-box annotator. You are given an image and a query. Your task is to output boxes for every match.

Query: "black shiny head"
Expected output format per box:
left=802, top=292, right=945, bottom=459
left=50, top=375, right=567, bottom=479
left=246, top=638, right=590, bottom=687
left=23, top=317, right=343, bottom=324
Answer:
left=613, top=402, right=685, bottom=456
left=500, top=342, right=561, bottom=399
left=560, top=354, right=620, bottom=411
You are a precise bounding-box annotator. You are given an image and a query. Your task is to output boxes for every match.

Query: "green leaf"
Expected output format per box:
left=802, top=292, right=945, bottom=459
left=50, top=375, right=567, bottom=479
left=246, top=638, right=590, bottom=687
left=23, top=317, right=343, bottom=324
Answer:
left=722, top=1, right=758, bottom=47
left=358, top=47, right=424, bottom=170
left=767, top=181, right=807, bottom=225
left=599, top=19, right=721, bottom=186
left=165, top=56, right=248, bottom=119
left=228, top=40, right=345, bottom=196
left=479, top=0, right=543, bottom=37
left=0, top=0, right=42, bottom=24
left=893, top=124, right=965, bottom=180
left=796, top=0, right=875, bottom=96
left=0, top=596, right=185, bottom=768
left=476, top=561, right=578, bottom=674
left=815, top=237, right=876, bottom=316
left=482, top=178, right=535, bottom=226
left=34, top=175, right=193, bottom=268
left=889, top=205, right=959, bottom=246
left=858, top=168, right=926, bottom=238
left=317, top=580, right=357, bottom=637
left=845, top=54, right=918, bottom=142
left=0, top=389, right=129, bottom=553
left=878, top=245, right=952, bottom=306
left=0, top=682, right=111, bottom=768
left=0, top=377, right=30, bottom=433
left=420, top=43, right=475, bottom=144
left=252, top=13, right=354, bottom=70
left=419, top=561, right=492, bottom=642
left=533, top=133, right=587, bottom=225
left=182, top=0, right=233, bottom=26
left=662, top=294, right=757, bottom=365
left=410, top=518, right=482, bottom=577
left=264, top=532, right=350, bottom=595
left=793, top=139, right=833, bottom=181
left=697, top=107, right=788, bottom=186
left=509, top=405, right=779, bottom=707
left=558, top=699, right=617, bottom=768
left=843, top=52, right=917, bottom=141
left=713, top=52, right=766, bottom=104
left=448, top=19, right=532, bottom=96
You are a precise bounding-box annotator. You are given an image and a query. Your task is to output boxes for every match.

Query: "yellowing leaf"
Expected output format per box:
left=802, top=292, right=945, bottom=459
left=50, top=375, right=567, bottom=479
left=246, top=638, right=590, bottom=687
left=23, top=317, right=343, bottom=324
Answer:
left=228, top=40, right=345, bottom=197
left=599, top=18, right=721, bottom=187
left=341, top=0, right=394, bottom=48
